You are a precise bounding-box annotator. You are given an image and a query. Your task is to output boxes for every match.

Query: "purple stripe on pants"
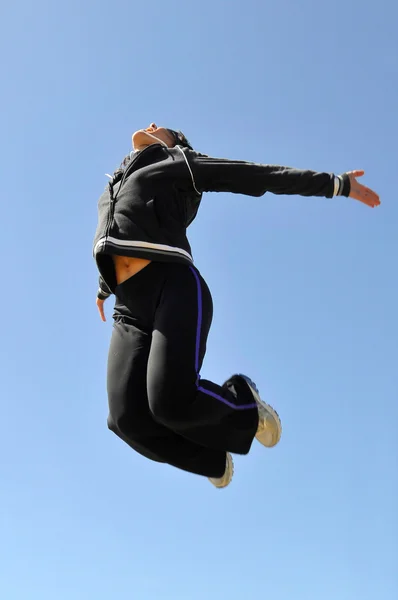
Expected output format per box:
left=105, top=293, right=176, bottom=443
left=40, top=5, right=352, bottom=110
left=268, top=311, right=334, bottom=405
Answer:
left=189, top=267, right=257, bottom=410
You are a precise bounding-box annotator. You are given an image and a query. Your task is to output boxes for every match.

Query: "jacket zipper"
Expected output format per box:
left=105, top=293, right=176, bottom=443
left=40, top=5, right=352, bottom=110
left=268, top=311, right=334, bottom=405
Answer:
left=104, top=145, right=165, bottom=246
left=114, top=144, right=154, bottom=201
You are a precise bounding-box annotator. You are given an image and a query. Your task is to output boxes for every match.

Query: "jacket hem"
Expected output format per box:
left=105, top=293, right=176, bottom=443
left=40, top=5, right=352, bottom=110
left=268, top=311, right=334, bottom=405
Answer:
left=94, top=237, right=194, bottom=264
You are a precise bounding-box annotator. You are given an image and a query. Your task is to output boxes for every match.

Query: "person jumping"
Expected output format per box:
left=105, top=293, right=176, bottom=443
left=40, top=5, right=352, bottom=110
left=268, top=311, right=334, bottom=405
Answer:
left=93, top=124, right=380, bottom=488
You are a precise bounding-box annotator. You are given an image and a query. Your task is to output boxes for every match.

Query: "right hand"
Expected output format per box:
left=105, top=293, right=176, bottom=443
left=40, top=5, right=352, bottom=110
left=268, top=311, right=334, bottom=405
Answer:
left=347, top=170, right=380, bottom=208
left=96, top=297, right=106, bottom=322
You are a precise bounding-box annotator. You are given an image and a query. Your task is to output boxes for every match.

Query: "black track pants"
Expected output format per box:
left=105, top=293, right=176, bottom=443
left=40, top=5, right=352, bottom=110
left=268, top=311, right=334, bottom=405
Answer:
left=107, top=262, right=259, bottom=478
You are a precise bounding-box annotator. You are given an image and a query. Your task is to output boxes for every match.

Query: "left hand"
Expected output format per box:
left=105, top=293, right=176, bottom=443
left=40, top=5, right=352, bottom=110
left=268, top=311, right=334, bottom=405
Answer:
left=96, top=297, right=106, bottom=322
left=347, top=170, right=380, bottom=208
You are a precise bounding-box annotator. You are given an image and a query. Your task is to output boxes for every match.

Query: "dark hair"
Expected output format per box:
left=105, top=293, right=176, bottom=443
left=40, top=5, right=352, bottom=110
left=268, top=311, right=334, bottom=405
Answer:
left=167, top=129, right=193, bottom=150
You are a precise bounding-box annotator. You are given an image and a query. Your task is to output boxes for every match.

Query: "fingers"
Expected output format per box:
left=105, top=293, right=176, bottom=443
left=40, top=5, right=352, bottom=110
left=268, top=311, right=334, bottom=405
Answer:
left=360, top=194, right=380, bottom=208
left=363, top=196, right=379, bottom=208
left=362, top=186, right=380, bottom=208
left=350, top=188, right=380, bottom=208
left=99, top=305, right=106, bottom=321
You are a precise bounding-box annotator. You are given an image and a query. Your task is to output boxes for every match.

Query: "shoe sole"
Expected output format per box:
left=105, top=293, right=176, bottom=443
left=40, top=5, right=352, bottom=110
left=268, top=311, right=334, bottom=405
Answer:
left=237, top=374, right=282, bottom=448
left=209, top=453, right=234, bottom=489
left=255, top=398, right=282, bottom=447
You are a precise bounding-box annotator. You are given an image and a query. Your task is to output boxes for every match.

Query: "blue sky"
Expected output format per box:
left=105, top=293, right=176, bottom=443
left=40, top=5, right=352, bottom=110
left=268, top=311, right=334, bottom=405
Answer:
left=1, top=0, right=397, bottom=598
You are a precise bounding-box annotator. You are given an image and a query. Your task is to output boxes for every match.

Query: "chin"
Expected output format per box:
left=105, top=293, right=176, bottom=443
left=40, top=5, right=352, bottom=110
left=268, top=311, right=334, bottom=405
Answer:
left=132, top=130, right=143, bottom=145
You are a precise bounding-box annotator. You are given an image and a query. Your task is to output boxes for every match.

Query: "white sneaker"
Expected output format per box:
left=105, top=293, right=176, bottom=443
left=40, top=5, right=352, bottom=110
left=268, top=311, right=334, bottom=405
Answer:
left=237, top=374, right=282, bottom=448
left=208, top=453, right=234, bottom=489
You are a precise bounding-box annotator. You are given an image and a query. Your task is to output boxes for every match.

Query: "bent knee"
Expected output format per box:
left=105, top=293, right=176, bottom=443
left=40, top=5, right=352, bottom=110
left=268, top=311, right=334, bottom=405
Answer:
left=108, top=407, right=163, bottom=441
left=107, top=412, right=141, bottom=439
left=107, top=414, right=120, bottom=434
left=149, top=398, right=187, bottom=430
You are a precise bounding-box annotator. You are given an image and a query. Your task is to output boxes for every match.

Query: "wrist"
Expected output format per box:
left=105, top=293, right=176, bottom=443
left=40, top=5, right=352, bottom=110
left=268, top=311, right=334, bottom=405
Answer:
left=334, top=174, right=351, bottom=197
left=97, top=289, right=110, bottom=301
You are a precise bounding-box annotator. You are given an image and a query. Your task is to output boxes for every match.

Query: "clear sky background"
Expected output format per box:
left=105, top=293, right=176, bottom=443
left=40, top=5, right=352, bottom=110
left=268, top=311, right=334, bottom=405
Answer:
left=1, top=1, right=397, bottom=598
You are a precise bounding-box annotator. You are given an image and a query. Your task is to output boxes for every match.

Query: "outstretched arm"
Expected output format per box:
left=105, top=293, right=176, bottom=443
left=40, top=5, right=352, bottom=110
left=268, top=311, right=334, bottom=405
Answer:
left=188, top=152, right=380, bottom=207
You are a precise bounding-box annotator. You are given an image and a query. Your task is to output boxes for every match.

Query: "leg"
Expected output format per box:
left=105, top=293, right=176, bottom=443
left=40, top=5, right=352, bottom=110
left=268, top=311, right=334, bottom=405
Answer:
left=147, top=265, right=259, bottom=454
left=107, top=313, right=226, bottom=478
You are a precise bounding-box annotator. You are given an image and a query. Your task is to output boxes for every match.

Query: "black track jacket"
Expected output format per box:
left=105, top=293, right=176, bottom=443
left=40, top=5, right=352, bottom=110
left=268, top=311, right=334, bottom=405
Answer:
left=93, top=144, right=350, bottom=299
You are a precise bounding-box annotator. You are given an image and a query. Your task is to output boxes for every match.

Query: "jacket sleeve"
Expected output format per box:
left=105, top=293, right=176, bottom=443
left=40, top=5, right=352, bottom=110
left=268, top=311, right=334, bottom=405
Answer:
left=188, top=152, right=351, bottom=199
left=97, top=276, right=112, bottom=300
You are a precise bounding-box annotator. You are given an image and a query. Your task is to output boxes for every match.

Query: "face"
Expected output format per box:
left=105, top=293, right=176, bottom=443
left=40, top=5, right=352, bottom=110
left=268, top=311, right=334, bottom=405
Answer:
left=132, top=123, right=175, bottom=151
